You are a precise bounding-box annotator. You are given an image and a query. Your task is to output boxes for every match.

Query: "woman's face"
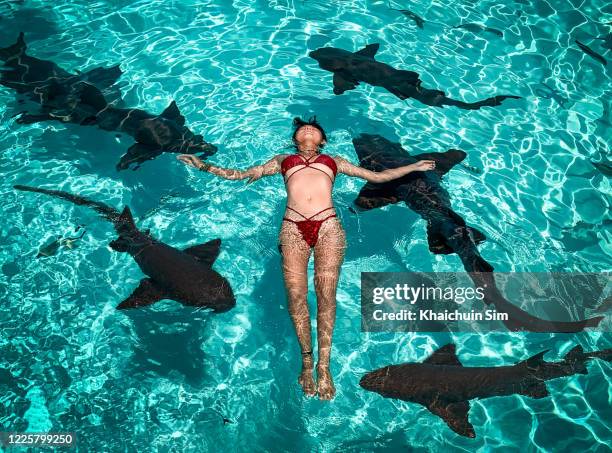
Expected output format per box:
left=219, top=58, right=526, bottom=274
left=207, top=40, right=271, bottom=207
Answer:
left=295, top=125, right=324, bottom=146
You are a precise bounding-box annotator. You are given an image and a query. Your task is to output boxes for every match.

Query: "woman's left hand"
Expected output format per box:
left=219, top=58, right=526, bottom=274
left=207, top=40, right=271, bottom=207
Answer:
left=413, top=160, right=436, bottom=171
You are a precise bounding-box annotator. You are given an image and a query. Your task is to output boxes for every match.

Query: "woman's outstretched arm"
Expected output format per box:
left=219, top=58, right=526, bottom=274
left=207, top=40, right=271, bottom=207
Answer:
left=334, top=156, right=435, bottom=183
left=177, top=154, right=287, bottom=183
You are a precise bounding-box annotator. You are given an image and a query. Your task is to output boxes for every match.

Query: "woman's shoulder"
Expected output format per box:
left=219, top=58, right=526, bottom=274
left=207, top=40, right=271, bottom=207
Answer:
left=328, top=154, right=349, bottom=163
left=274, top=153, right=292, bottom=163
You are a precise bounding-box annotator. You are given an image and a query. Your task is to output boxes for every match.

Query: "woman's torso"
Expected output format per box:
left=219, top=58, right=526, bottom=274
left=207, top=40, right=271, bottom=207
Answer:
left=280, top=153, right=337, bottom=219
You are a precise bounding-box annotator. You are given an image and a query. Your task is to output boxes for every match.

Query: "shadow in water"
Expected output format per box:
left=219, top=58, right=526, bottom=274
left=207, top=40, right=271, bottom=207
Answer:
left=246, top=209, right=321, bottom=450
left=0, top=7, right=59, bottom=42
left=119, top=303, right=213, bottom=385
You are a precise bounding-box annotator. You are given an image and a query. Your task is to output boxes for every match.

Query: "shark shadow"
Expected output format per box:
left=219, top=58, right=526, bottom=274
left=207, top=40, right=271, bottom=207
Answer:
left=350, top=133, right=603, bottom=333
left=121, top=306, right=212, bottom=383
left=360, top=343, right=612, bottom=438
left=309, top=43, right=521, bottom=110
left=0, top=33, right=217, bottom=170
left=14, top=184, right=235, bottom=312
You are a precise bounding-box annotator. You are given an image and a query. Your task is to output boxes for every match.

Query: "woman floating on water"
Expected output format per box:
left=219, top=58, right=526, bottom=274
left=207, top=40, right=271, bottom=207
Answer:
left=177, top=117, right=435, bottom=400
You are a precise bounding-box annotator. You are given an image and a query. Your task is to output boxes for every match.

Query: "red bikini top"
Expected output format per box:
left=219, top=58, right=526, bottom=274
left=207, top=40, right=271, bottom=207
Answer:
left=281, top=153, right=338, bottom=183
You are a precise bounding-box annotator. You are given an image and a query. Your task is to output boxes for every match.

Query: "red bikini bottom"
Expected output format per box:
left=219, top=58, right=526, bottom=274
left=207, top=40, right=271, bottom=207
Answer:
left=282, top=206, right=336, bottom=248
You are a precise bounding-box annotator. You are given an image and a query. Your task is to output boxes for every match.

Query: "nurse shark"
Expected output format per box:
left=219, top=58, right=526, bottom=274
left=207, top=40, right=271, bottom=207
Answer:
left=0, top=33, right=217, bottom=170
left=309, top=43, right=521, bottom=110
left=351, top=133, right=603, bottom=333
left=360, top=343, right=612, bottom=438
left=14, top=184, right=235, bottom=312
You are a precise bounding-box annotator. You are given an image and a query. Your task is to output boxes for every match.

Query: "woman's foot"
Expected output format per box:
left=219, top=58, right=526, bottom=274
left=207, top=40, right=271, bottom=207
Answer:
left=298, top=351, right=316, bottom=397
left=316, top=365, right=335, bottom=400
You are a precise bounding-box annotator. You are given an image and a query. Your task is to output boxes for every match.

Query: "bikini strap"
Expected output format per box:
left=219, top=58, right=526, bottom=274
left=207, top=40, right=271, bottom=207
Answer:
left=283, top=154, right=336, bottom=184
left=286, top=206, right=335, bottom=220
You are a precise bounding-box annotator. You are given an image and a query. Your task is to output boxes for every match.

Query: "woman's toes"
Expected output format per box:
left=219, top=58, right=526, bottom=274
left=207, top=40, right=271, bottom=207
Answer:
left=298, top=370, right=316, bottom=397
left=316, top=367, right=336, bottom=400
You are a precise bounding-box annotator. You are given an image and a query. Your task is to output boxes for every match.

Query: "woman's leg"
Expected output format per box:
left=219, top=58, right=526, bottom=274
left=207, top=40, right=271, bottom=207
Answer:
left=313, top=218, right=346, bottom=400
left=279, top=221, right=316, bottom=396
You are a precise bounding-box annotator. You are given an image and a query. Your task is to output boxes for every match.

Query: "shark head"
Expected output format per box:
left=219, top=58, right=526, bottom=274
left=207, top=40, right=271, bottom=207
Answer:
left=128, top=100, right=217, bottom=158
left=308, top=47, right=347, bottom=71
left=352, top=133, right=393, bottom=154
left=359, top=366, right=391, bottom=393
left=135, top=117, right=215, bottom=154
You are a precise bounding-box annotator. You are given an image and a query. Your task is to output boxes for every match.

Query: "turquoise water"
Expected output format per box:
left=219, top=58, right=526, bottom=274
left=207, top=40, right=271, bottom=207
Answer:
left=0, top=0, right=611, bottom=451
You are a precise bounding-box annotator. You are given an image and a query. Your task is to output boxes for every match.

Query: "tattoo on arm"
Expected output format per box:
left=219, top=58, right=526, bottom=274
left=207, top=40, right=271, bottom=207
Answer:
left=204, top=155, right=284, bottom=181
left=335, top=156, right=414, bottom=183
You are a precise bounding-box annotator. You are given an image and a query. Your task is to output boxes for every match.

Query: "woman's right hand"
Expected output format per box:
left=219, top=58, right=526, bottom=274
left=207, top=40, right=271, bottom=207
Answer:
left=177, top=154, right=204, bottom=169
left=412, top=160, right=436, bottom=172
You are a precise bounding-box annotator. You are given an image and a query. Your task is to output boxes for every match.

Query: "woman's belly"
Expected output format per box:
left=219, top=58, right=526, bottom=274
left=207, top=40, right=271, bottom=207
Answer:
left=285, top=170, right=334, bottom=217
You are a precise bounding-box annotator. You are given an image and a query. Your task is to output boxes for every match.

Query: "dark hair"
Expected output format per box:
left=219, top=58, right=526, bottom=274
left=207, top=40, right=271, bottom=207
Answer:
left=291, top=115, right=327, bottom=151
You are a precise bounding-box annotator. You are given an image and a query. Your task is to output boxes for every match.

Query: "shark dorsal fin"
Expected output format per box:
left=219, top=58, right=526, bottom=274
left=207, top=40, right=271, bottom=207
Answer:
left=423, top=344, right=463, bottom=366
left=183, top=238, right=221, bottom=266
left=160, top=100, right=186, bottom=127
left=519, top=350, right=549, bottom=369
left=355, top=43, right=380, bottom=59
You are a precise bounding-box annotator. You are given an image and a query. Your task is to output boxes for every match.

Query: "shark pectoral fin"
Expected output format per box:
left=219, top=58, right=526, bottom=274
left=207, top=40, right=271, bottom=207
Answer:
left=354, top=182, right=399, bottom=210
left=109, top=237, right=129, bottom=252
left=519, top=382, right=549, bottom=399
left=414, top=149, right=467, bottom=176
left=117, top=143, right=162, bottom=171
left=116, top=278, right=165, bottom=310
left=183, top=238, right=221, bottom=266
left=354, top=43, right=380, bottom=58
left=81, top=64, right=123, bottom=90
left=426, top=222, right=454, bottom=255
left=160, top=100, right=186, bottom=127
left=72, top=81, right=108, bottom=112
left=467, top=226, right=487, bottom=245
left=332, top=72, right=358, bottom=95
left=427, top=400, right=475, bottom=438
left=423, top=344, right=463, bottom=366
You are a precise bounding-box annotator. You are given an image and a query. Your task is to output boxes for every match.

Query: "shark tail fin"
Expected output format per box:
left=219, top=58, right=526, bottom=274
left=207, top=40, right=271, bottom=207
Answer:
left=0, top=32, right=26, bottom=61
left=13, top=184, right=120, bottom=221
